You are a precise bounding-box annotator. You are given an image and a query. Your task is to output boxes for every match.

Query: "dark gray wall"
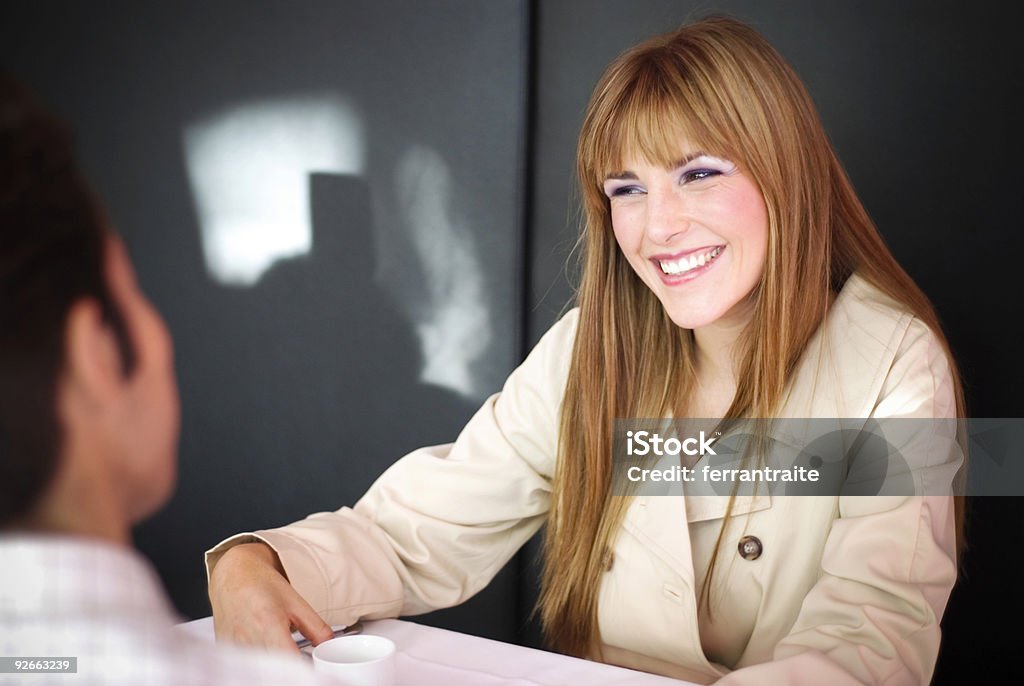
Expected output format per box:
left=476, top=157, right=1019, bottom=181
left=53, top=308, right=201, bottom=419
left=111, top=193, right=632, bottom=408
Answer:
left=2, top=0, right=529, bottom=642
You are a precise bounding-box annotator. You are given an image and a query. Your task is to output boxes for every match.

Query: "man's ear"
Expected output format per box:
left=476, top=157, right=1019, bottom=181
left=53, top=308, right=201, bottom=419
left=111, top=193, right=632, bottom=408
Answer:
left=62, top=298, right=127, bottom=412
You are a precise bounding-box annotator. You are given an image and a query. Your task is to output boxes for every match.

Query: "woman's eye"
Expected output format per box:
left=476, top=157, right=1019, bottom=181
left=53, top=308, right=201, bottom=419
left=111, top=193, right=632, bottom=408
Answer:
left=608, top=185, right=644, bottom=198
left=682, top=168, right=720, bottom=183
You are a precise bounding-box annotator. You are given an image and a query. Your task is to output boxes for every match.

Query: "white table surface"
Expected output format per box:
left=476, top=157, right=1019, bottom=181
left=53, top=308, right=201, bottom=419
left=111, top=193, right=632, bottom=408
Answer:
left=178, top=617, right=694, bottom=686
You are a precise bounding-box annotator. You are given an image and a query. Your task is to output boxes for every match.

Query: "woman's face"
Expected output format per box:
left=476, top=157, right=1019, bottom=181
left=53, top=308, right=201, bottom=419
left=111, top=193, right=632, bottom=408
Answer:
left=603, top=147, right=769, bottom=330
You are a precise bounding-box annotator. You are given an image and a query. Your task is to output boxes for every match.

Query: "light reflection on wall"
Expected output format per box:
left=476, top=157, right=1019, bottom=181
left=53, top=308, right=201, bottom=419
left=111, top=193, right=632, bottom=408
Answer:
left=183, top=99, right=490, bottom=401
left=394, top=146, right=491, bottom=400
left=183, top=94, right=365, bottom=285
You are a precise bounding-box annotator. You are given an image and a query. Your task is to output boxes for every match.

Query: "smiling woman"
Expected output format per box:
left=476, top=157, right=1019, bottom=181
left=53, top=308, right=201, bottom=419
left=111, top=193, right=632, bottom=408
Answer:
left=542, top=15, right=966, bottom=678
left=207, top=15, right=965, bottom=686
left=603, top=152, right=768, bottom=330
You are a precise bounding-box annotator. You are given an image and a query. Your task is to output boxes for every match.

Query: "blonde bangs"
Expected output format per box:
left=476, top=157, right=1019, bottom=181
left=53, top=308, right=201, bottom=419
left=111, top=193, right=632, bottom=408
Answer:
left=581, top=51, right=741, bottom=193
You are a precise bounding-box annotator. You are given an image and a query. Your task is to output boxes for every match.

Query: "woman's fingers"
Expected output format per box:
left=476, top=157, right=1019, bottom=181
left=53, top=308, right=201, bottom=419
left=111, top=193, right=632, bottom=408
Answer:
left=209, top=541, right=329, bottom=653
left=288, top=598, right=335, bottom=647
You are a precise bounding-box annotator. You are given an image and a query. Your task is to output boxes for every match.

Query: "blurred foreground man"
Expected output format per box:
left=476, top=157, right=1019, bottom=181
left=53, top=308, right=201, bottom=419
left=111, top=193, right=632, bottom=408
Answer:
left=0, top=73, right=338, bottom=685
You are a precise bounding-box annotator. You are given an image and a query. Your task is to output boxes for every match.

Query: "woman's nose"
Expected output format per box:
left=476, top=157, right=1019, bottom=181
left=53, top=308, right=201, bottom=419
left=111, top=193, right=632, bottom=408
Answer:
left=644, top=189, right=690, bottom=245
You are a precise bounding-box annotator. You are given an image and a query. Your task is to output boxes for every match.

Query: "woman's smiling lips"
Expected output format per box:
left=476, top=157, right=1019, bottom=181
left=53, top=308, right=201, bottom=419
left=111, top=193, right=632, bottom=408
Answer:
left=649, top=245, right=726, bottom=284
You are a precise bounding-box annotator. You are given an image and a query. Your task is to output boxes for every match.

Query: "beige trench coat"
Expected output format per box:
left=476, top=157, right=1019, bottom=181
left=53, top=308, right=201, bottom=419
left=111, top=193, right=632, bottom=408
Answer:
left=207, top=274, right=959, bottom=685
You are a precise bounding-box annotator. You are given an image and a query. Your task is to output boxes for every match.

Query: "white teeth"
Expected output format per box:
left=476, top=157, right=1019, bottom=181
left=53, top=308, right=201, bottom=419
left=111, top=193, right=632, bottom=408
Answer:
left=658, top=247, right=722, bottom=275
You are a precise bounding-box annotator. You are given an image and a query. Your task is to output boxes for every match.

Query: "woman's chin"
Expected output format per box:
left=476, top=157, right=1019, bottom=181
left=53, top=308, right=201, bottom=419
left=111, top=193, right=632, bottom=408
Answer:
left=662, top=308, right=719, bottom=331
left=655, top=286, right=758, bottom=332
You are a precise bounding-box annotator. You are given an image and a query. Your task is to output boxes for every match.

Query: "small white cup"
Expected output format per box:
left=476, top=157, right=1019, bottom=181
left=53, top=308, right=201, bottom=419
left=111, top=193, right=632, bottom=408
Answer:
left=312, top=634, right=396, bottom=686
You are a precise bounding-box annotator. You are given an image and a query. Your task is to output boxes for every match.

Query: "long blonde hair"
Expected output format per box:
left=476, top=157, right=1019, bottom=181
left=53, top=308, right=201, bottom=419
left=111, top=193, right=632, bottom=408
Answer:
left=538, top=15, right=966, bottom=658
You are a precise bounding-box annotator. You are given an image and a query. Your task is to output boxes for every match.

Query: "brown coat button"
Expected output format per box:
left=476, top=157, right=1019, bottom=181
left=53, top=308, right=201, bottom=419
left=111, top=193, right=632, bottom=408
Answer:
left=738, top=535, right=763, bottom=561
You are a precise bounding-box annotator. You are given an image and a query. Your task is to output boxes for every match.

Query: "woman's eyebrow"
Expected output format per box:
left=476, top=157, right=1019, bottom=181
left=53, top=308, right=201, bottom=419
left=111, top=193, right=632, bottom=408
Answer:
left=603, top=151, right=711, bottom=181
left=668, top=151, right=710, bottom=169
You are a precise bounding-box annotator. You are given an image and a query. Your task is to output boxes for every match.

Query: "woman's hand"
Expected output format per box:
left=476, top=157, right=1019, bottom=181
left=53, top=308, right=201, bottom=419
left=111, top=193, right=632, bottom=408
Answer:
left=208, top=542, right=334, bottom=653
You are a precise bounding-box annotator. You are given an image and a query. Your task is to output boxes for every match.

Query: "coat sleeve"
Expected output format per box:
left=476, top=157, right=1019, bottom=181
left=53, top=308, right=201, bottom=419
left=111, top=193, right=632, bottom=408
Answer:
left=205, top=310, right=577, bottom=627
left=717, top=318, right=961, bottom=686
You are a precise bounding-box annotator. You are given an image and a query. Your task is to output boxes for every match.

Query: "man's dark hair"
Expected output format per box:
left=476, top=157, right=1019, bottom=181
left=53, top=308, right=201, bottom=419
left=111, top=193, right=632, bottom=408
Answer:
left=0, top=73, right=135, bottom=526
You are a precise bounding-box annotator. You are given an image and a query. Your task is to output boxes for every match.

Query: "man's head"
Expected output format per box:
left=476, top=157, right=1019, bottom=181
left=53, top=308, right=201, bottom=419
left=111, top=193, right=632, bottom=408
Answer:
left=0, top=73, right=178, bottom=537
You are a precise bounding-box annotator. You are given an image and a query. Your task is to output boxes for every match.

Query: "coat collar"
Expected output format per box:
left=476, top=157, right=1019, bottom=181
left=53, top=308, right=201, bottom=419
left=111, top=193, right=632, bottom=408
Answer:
left=780, top=273, right=913, bottom=419
left=619, top=273, right=913, bottom=574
